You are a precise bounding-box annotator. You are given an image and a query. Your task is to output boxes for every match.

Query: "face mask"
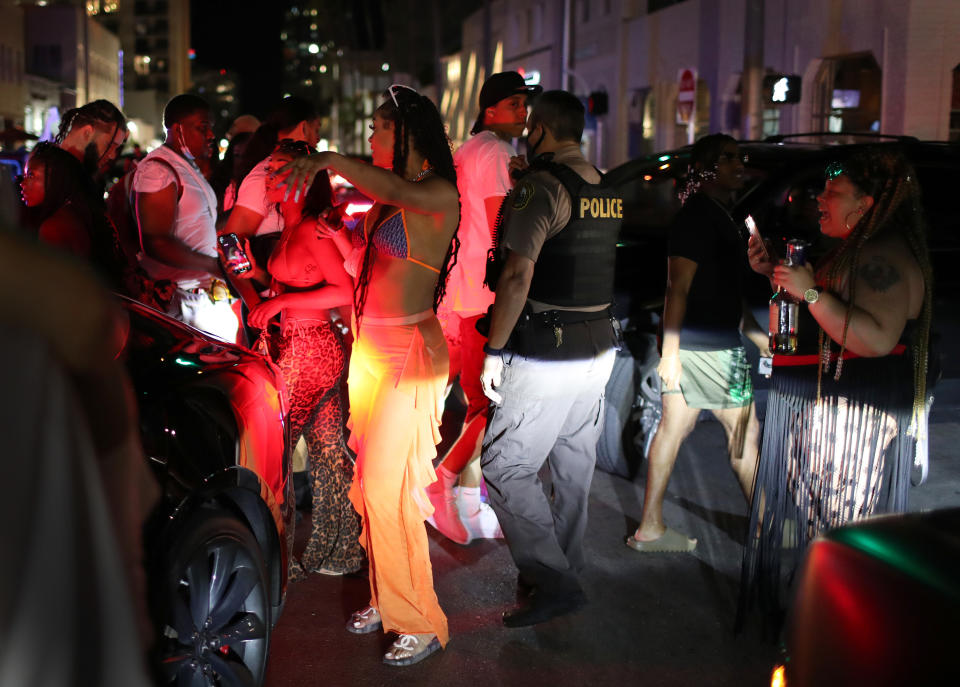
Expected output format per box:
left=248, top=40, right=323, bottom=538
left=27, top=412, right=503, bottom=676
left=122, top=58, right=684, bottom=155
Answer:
left=178, top=126, right=195, bottom=162
left=526, top=126, right=545, bottom=158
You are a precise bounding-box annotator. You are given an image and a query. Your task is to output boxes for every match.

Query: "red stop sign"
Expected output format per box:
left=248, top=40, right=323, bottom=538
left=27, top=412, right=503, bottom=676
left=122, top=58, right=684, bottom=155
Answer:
left=677, top=68, right=696, bottom=123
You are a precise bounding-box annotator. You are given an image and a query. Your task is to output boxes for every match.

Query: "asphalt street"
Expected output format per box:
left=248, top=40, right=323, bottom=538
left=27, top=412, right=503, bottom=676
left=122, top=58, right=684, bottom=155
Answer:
left=263, top=375, right=960, bottom=687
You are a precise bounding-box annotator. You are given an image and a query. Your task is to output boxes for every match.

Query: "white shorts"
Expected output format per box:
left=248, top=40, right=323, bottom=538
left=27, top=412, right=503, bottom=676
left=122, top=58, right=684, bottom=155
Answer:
left=169, top=289, right=239, bottom=343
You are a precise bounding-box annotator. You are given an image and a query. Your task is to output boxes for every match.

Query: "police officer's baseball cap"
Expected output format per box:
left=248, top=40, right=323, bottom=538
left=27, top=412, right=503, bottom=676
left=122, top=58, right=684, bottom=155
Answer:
left=470, top=71, right=543, bottom=135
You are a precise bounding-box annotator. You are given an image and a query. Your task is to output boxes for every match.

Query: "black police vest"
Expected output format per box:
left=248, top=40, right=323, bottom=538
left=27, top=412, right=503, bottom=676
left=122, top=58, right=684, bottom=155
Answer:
left=526, top=161, right=622, bottom=307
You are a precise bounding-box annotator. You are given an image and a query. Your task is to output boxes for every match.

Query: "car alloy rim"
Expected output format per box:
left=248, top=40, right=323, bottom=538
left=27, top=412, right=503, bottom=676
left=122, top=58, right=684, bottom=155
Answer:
left=162, top=541, right=268, bottom=684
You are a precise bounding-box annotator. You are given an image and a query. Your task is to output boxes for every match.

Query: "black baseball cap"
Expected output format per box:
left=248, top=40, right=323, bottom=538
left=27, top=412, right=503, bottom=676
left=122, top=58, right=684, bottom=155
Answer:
left=470, top=71, right=543, bottom=135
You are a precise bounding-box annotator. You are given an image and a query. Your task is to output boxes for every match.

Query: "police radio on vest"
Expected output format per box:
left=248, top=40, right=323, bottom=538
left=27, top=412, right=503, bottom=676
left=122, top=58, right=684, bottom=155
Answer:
left=579, top=196, right=623, bottom=219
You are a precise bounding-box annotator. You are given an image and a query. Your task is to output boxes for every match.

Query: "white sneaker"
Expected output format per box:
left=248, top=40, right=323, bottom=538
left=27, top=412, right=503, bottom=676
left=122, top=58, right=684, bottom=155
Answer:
left=425, top=485, right=471, bottom=544
left=460, top=500, right=503, bottom=540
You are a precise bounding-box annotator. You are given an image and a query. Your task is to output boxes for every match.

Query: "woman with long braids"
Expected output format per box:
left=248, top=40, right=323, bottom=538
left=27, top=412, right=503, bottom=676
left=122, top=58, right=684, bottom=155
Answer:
left=236, top=139, right=364, bottom=579
left=740, top=147, right=933, bottom=623
left=278, top=84, right=459, bottom=666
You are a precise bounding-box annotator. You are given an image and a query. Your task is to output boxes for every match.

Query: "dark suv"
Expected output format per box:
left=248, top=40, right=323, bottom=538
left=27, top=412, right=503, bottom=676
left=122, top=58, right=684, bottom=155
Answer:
left=121, top=297, right=294, bottom=685
left=597, top=135, right=960, bottom=476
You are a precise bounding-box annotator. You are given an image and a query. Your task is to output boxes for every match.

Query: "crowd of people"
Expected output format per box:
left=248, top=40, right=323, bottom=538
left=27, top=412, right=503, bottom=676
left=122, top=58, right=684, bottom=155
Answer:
left=5, top=70, right=934, bottom=670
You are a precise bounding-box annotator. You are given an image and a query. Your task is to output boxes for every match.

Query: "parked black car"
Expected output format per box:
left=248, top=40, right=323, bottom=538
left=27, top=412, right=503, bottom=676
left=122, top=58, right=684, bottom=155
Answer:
left=597, top=135, right=960, bottom=477
left=120, top=296, right=293, bottom=686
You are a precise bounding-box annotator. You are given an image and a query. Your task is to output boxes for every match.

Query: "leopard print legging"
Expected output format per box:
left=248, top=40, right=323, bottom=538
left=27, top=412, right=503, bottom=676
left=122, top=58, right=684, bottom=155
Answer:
left=278, top=320, right=364, bottom=577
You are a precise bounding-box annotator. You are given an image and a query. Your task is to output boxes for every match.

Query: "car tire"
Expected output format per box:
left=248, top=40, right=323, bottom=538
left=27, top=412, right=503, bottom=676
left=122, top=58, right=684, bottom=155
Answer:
left=596, top=347, right=642, bottom=479
left=155, top=509, right=271, bottom=687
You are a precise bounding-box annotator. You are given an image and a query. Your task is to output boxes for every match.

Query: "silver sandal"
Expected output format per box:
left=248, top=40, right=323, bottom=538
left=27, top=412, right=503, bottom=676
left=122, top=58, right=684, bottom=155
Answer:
left=346, top=606, right=382, bottom=634
left=382, top=634, right=442, bottom=666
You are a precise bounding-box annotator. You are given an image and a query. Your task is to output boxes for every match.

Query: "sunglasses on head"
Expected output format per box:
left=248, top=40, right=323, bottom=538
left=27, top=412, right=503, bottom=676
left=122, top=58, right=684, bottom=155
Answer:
left=386, top=83, right=419, bottom=109
left=274, top=138, right=312, bottom=156
left=825, top=161, right=846, bottom=180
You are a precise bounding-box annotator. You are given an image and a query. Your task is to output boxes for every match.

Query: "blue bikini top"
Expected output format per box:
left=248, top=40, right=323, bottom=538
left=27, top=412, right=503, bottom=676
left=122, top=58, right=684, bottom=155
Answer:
left=355, top=208, right=440, bottom=274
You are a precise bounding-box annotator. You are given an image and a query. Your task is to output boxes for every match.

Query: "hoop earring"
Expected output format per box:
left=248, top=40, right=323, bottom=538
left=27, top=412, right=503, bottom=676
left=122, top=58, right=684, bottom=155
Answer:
left=843, top=208, right=863, bottom=231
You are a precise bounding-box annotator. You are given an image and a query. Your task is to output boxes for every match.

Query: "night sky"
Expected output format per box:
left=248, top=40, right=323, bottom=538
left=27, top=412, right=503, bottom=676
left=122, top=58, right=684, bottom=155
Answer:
left=190, top=1, right=284, bottom=118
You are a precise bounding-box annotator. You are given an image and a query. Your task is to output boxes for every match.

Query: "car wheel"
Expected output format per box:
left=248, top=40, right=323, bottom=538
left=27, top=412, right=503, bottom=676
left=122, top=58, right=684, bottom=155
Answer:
left=156, top=510, right=271, bottom=686
left=597, top=347, right=642, bottom=479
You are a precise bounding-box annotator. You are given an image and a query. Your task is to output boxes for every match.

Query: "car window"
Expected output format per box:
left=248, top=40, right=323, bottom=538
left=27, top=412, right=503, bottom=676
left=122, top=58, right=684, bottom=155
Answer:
left=913, top=163, right=960, bottom=252
left=609, top=155, right=688, bottom=241
left=737, top=163, right=835, bottom=260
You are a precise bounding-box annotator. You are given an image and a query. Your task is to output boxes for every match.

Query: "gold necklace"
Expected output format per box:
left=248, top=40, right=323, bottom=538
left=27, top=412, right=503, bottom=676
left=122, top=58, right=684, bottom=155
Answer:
left=410, top=167, right=433, bottom=182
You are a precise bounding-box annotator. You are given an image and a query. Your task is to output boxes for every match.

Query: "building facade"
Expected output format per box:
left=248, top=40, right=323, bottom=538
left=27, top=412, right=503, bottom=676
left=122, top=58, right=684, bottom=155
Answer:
left=0, top=6, right=26, bottom=132
left=87, top=0, right=191, bottom=143
left=23, top=5, right=121, bottom=121
left=442, top=0, right=960, bottom=168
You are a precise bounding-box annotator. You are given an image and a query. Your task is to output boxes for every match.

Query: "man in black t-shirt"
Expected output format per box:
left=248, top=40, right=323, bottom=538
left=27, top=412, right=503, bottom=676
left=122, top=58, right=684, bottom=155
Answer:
left=627, top=134, right=769, bottom=553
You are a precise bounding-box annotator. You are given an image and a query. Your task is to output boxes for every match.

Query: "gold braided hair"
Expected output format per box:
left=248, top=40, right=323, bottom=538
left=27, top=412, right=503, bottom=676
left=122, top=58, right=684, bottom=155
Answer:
left=815, top=147, right=933, bottom=437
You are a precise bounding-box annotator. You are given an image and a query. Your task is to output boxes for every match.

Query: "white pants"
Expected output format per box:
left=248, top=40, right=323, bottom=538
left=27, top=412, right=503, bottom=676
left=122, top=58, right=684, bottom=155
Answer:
left=169, top=288, right=239, bottom=343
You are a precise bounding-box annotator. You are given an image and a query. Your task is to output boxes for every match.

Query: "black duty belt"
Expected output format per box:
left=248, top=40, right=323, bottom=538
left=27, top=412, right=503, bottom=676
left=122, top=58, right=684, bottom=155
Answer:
left=528, top=307, right=612, bottom=327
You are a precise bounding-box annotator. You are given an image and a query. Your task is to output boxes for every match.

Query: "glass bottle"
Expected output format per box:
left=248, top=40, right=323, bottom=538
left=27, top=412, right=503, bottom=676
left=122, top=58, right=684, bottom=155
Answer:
left=770, top=240, right=806, bottom=355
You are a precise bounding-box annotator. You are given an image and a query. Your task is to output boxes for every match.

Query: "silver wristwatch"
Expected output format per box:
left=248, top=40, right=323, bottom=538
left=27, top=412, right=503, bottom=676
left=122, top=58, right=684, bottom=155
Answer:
left=803, top=286, right=823, bottom=304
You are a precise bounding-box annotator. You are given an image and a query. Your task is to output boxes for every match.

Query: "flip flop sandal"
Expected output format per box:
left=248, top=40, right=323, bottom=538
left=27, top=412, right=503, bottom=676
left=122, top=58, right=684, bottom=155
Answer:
left=625, top=527, right=697, bottom=553
left=383, top=634, right=442, bottom=667
left=346, top=606, right=382, bottom=634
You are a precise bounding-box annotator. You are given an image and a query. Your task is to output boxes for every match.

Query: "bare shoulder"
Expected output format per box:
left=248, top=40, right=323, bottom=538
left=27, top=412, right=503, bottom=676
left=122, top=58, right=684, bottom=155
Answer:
left=39, top=205, right=90, bottom=255
left=415, top=175, right=460, bottom=223
left=42, top=204, right=87, bottom=235
left=857, top=234, right=920, bottom=293
left=421, top=173, right=458, bottom=199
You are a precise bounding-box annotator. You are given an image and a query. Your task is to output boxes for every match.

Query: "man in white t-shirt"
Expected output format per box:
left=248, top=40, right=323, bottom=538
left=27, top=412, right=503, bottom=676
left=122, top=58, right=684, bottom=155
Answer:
left=426, top=72, right=542, bottom=544
left=222, top=97, right=320, bottom=240
left=134, top=94, right=239, bottom=342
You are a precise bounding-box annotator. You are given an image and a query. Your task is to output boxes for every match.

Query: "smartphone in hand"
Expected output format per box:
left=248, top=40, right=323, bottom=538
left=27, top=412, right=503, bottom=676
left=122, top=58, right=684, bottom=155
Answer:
left=218, top=233, right=252, bottom=275
left=745, top=215, right=771, bottom=261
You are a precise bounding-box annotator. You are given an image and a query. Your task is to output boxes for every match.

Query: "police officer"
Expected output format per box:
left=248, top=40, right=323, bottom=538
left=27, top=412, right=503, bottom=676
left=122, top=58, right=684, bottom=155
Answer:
left=479, top=90, right=621, bottom=627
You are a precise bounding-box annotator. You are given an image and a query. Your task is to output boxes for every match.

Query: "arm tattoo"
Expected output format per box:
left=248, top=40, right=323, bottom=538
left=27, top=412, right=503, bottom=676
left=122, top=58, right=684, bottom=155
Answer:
left=859, top=255, right=900, bottom=293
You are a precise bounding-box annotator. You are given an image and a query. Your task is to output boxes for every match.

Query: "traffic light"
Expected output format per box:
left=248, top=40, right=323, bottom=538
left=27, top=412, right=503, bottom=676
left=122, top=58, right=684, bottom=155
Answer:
left=588, top=90, right=609, bottom=116
left=763, top=74, right=802, bottom=104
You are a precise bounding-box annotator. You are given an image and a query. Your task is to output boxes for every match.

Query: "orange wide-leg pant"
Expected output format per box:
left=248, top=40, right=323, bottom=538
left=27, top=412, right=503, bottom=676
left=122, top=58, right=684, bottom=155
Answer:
left=346, top=311, right=449, bottom=645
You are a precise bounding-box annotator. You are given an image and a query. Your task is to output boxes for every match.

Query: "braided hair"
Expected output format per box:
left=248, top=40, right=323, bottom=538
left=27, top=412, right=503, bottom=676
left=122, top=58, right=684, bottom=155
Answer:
left=816, top=147, right=933, bottom=436
left=55, top=99, right=126, bottom=145
left=353, top=87, right=461, bottom=325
